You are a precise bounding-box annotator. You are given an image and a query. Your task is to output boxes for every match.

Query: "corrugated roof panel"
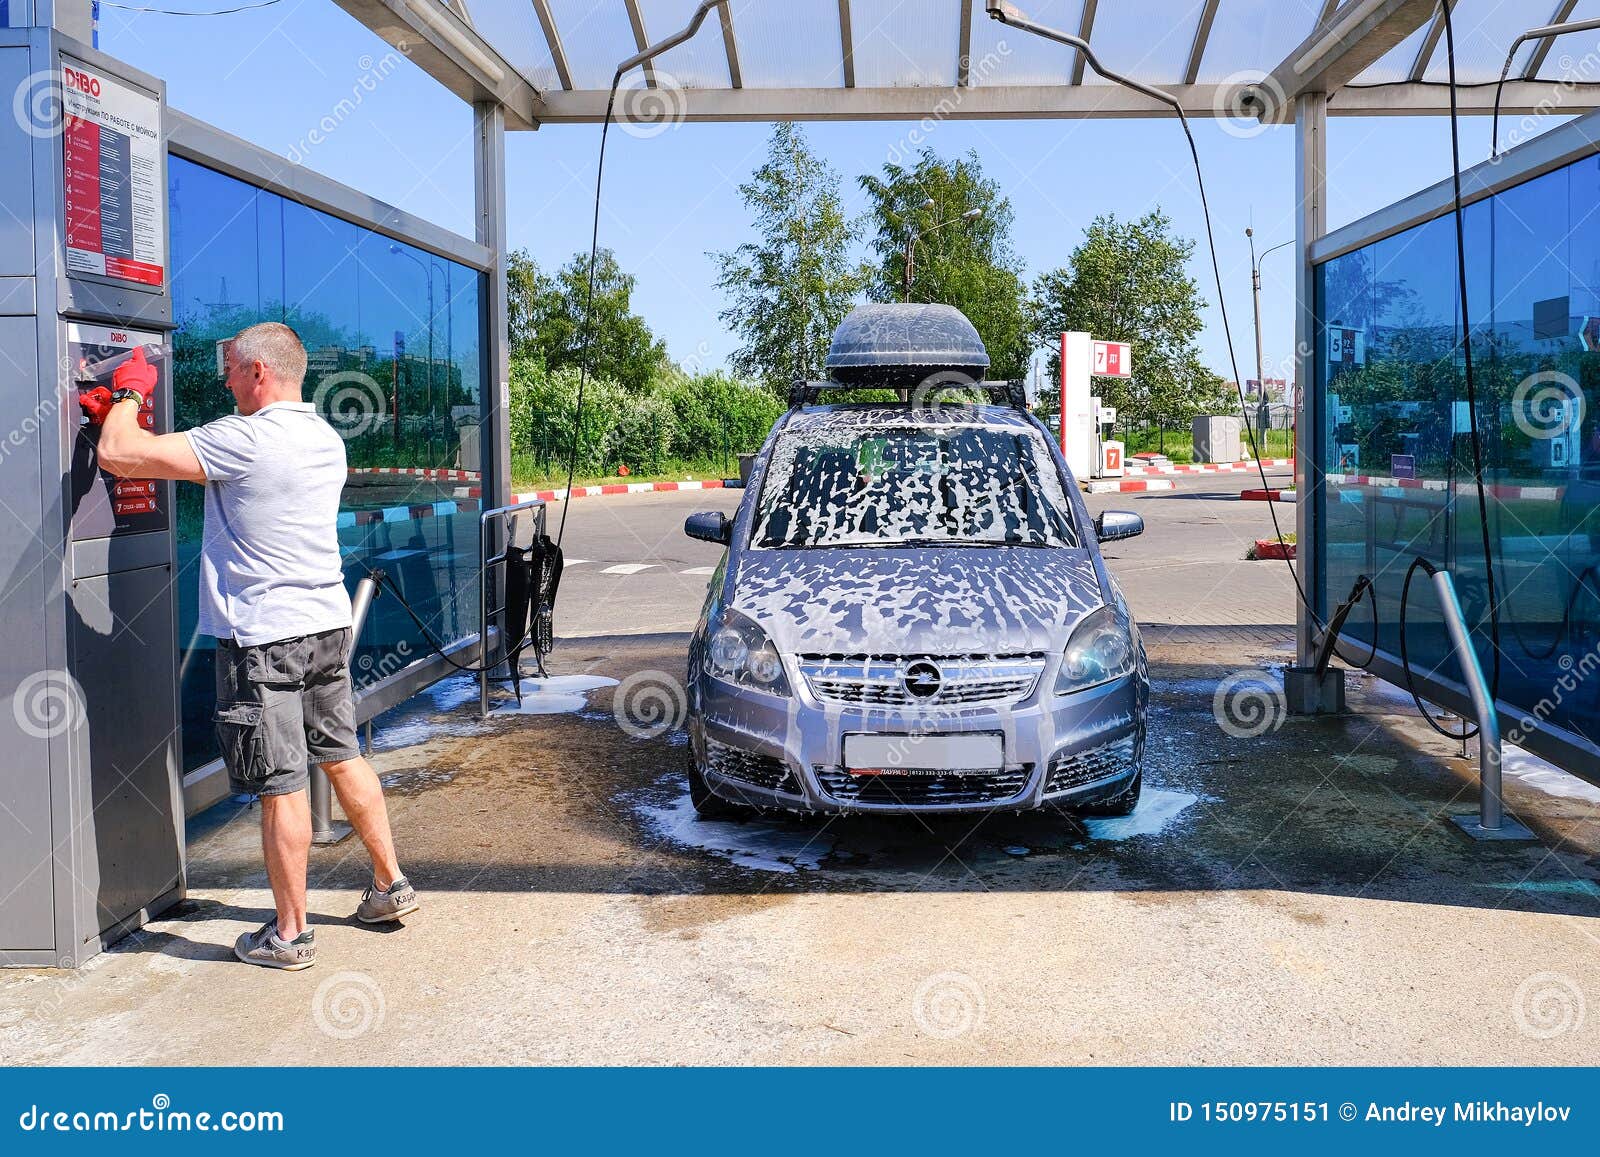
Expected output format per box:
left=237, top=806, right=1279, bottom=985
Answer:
left=1523, top=0, right=1600, bottom=83
left=1419, top=0, right=1555, bottom=84
left=1193, top=0, right=1323, bottom=83
left=544, top=0, right=636, bottom=90
left=461, top=0, right=561, bottom=91
left=1348, top=18, right=1431, bottom=84
left=850, top=0, right=964, bottom=88
left=966, top=0, right=1085, bottom=87
left=726, top=0, right=849, bottom=88
left=1077, top=0, right=1207, bottom=86
left=636, top=0, right=734, bottom=88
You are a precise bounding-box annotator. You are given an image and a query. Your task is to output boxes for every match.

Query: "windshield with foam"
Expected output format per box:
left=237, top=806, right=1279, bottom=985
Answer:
left=752, top=421, right=1079, bottom=550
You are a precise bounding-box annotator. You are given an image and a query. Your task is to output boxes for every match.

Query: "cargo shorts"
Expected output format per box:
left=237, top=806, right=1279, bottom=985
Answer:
left=213, top=628, right=361, bottom=797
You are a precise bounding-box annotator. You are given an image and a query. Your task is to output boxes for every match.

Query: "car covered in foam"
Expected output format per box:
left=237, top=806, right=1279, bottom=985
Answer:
left=681, top=303, right=1148, bottom=817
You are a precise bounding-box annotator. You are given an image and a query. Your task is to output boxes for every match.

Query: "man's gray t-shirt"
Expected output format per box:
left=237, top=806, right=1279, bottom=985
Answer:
left=184, top=401, right=352, bottom=647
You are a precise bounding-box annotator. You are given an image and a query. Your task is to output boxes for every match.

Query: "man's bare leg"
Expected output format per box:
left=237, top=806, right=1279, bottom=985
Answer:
left=261, top=791, right=311, bottom=939
left=319, top=756, right=403, bottom=888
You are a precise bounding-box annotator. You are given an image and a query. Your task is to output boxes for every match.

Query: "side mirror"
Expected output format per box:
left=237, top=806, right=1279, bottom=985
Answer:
left=1094, top=511, right=1144, bottom=543
left=684, top=511, right=733, bottom=546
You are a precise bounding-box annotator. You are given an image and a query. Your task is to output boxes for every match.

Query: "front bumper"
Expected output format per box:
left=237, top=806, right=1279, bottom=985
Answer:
left=689, top=668, right=1144, bottom=814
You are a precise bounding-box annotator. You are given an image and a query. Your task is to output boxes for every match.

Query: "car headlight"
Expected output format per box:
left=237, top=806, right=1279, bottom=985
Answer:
left=705, top=607, right=791, bottom=696
left=1054, top=604, right=1134, bottom=694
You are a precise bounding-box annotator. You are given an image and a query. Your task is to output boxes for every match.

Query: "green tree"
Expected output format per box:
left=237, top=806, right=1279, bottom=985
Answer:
left=859, top=149, right=1033, bottom=378
left=504, top=247, right=666, bottom=392
left=1032, top=210, right=1220, bottom=433
left=712, top=123, right=867, bottom=391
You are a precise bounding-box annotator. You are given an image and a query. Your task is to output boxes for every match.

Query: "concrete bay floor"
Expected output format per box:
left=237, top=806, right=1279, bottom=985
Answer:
left=3, top=469, right=1597, bottom=1064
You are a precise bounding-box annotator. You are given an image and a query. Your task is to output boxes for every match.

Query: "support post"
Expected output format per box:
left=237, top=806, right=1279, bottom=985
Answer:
left=1294, top=91, right=1327, bottom=667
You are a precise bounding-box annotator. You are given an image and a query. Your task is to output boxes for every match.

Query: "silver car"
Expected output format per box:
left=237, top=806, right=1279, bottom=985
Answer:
left=682, top=304, right=1148, bottom=818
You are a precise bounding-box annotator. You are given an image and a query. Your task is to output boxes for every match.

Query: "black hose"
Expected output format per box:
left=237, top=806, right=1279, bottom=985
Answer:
left=1440, top=0, right=1503, bottom=701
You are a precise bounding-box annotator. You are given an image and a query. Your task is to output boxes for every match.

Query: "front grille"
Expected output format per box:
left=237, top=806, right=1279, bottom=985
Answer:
left=1043, top=736, right=1136, bottom=796
left=815, top=765, right=1034, bottom=807
left=705, top=739, right=800, bottom=794
left=798, top=654, right=1046, bottom=707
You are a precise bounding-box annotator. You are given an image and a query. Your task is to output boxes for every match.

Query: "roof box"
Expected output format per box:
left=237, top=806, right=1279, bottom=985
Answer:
left=824, top=303, right=990, bottom=388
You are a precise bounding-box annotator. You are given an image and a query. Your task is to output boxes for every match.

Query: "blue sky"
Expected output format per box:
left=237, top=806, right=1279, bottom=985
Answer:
left=99, top=0, right=1541, bottom=386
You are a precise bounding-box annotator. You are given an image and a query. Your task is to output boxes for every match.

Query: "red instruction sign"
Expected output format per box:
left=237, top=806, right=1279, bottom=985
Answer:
left=60, top=58, right=165, bottom=288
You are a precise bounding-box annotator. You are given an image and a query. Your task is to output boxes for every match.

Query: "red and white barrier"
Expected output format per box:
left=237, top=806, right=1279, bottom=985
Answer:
left=1124, top=458, right=1293, bottom=476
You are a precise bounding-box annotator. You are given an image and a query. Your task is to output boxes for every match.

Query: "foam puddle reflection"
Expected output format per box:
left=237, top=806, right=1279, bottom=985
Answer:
left=490, top=674, right=619, bottom=716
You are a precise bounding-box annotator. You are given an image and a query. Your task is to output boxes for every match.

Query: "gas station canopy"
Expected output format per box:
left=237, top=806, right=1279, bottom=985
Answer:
left=336, top=0, right=1600, bottom=128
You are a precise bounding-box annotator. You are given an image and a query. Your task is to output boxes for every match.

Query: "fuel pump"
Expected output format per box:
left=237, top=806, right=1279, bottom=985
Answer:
left=1, top=20, right=182, bottom=966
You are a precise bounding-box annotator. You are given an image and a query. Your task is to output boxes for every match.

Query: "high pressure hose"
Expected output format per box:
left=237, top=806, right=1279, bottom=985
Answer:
left=557, top=0, right=729, bottom=549
left=984, top=1, right=1312, bottom=618
left=987, top=1, right=1511, bottom=728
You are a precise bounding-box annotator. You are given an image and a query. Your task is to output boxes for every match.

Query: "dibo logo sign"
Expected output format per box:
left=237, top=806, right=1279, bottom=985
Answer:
left=62, top=68, right=101, bottom=98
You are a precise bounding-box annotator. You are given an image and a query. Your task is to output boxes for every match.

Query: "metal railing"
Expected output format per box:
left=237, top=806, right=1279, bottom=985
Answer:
left=478, top=498, right=548, bottom=717
left=310, top=571, right=381, bottom=846
left=1430, top=568, right=1532, bottom=841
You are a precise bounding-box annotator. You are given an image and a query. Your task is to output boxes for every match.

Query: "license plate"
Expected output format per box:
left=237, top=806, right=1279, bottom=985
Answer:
left=843, top=732, right=1003, bottom=775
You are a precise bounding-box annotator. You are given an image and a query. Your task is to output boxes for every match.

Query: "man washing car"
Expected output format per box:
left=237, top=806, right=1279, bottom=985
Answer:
left=91, top=322, right=419, bottom=970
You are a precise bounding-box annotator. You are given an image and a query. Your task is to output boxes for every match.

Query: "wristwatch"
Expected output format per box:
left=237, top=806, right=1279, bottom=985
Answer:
left=110, top=388, right=145, bottom=407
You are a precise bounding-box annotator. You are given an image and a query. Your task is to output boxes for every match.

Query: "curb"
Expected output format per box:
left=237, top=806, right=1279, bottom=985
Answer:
left=338, top=497, right=477, bottom=528
left=510, top=478, right=743, bottom=504
left=1125, top=458, right=1292, bottom=476
left=1242, top=488, right=1297, bottom=502
left=1083, top=478, right=1176, bottom=494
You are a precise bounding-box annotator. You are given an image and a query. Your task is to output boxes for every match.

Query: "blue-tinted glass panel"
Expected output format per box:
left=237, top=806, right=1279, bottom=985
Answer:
left=168, top=156, right=488, bottom=774
left=1316, top=156, right=1600, bottom=747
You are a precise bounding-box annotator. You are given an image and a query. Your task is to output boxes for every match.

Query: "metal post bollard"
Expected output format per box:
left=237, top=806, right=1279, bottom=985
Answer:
left=310, top=573, right=381, bottom=846
left=1434, top=568, right=1534, bottom=842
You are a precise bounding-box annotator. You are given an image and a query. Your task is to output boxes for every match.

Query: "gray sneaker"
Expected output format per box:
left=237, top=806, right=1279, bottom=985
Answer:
left=357, top=876, right=419, bottom=924
left=234, top=920, right=316, bottom=971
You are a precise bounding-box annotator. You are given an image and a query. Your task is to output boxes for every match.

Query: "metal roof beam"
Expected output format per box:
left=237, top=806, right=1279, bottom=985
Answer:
left=622, top=0, right=656, bottom=88
left=1071, top=0, right=1096, bottom=85
left=329, top=0, right=541, bottom=128
left=531, top=0, right=574, bottom=92
left=525, top=79, right=1600, bottom=126
left=1524, top=0, right=1581, bottom=79
left=1184, top=0, right=1221, bottom=85
left=1406, top=0, right=1450, bottom=83
left=958, top=0, right=974, bottom=87
left=720, top=2, right=744, bottom=88
left=1258, top=0, right=1437, bottom=121
left=839, top=0, right=855, bottom=87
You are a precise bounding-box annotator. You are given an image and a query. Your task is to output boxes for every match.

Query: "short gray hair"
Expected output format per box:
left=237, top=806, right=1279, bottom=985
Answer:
left=231, top=322, right=308, bottom=388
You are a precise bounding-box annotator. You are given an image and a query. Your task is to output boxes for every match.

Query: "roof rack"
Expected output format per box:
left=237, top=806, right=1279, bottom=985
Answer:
left=788, top=379, right=1029, bottom=411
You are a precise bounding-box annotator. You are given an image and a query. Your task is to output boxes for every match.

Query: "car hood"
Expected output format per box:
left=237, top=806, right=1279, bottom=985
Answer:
left=729, top=546, right=1106, bottom=656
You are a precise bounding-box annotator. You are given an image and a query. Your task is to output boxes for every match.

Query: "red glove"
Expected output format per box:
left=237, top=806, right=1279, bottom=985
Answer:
left=111, top=347, right=158, bottom=406
left=79, top=385, right=114, bottom=425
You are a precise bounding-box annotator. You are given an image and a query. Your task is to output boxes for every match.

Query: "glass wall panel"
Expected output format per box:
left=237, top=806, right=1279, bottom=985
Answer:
left=1317, top=157, right=1600, bottom=748
left=169, top=156, right=487, bottom=774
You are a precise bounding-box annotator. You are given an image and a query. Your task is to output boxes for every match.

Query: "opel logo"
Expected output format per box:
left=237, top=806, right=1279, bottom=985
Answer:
left=903, top=660, right=943, bottom=700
